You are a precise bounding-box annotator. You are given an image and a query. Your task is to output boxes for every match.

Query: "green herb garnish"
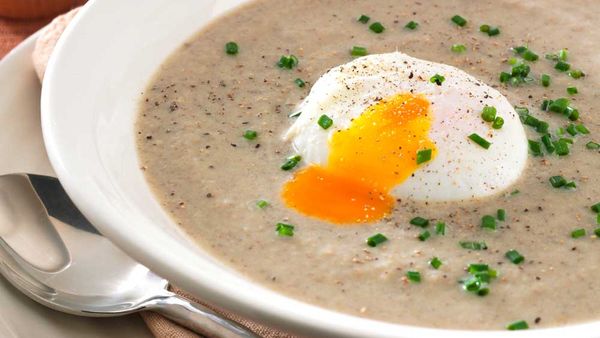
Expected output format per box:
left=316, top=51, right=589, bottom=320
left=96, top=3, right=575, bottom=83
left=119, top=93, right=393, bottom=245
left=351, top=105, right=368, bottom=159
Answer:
left=586, top=141, right=600, bottom=150
left=276, top=223, right=294, bottom=237
left=418, top=230, right=431, bottom=241
left=541, top=74, right=551, bottom=87
left=481, top=106, right=497, bottom=122
left=369, top=22, right=385, bottom=33
left=351, top=46, right=368, bottom=57
left=256, top=200, right=269, bottom=209
left=462, top=263, right=497, bottom=296
left=243, top=130, right=258, bottom=140
left=497, top=209, right=506, bottom=221
left=317, top=114, right=333, bottom=129
left=569, top=69, right=585, bottom=79
left=416, top=149, right=432, bottom=165
left=430, top=257, right=442, bottom=269
left=492, top=117, right=504, bottom=129
left=277, top=55, right=299, bottom=69
left=469, top=133, right=491, bottom=149
left=357, top=14, right=370, bottom=24
left=430, top=74, right=445, bottom=85
left=528, top=140, right=542, bottom=156
left=460, top=241, right=488, bottom=250
left=541, top=134, right=555, bottom=153
left=451, top=15, right=467, bottom=27
left=225, top=41, right=239, bottom=55
left=405, top=21, right=418, bottom=30
left=507, top=320, right=529, bottom=330
left=410, top=217, right=429, bottom=227
left=367, top=233, right=388, bottom=247
left=505, top=250, right=525, bottom=264
left=294, top=78, right=306, bottom=88
left=451, top=44, right=467, bottom=53
left=481, top=215, right=496, bottom=230
left=555, top=61, right=571, bottom=72
left=406, top=271, right=421, bottom=283
left=571, top=228, right=586, bottom=238
left=281, top=155, right=302, bottom=171
left=435, top=221, right=446, bottom=235
left=591, top=203, right=600, bottom=213
left=567, top=86, right=578, bottom=95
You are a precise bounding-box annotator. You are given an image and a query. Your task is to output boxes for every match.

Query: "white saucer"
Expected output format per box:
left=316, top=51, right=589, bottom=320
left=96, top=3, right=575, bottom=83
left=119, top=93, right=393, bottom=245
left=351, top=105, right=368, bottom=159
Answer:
left=0, top=33, right=152, bottom=338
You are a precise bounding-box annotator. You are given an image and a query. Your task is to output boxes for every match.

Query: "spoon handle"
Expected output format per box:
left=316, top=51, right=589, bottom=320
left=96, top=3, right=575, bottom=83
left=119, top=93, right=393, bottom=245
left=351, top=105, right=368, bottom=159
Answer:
left=145, top=293, right=260, bottom=338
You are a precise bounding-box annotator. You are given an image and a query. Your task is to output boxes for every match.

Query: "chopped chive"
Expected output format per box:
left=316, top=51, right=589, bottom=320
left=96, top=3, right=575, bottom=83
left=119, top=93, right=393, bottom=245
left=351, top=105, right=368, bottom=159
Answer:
left=575, top=124, right=590, bottom=134
left=435, top=221, right=446, bottom=235
left=406, top=271, right=421, bottom=283
left=591, top=203, right=600, bottom=213
left=554, top=139, right=570, bottom=156
left=505, top=250, right=525, bottom=264
left=350, top=46, right=368, bottom=56
left=405, top=21, right=418, bottom=30
left=276, top=223, right=294, bottom=237
left=468, top=264, right=489, bottom=273
left=281, top=155, right=302, bottom=171
left=507, top=320, right=529, bottom=331
left=410, top=217, right=429, bottom=227
left=549, top=175, right=567, bottom=188
left=541, top=134, right=555, bottom=153
left=430, top=257, right=443, bottom=269
left=481, top=215, right=496, bottom=230
left=481, top=106, right=497, bottom=122
left=294, top=78, right=306, bottom=88
left=499, top=72, right=511, bottom=83
left=564, top=181, right=577, bottom=189
left=510, top=189, right=520, bottom=196
left=541, top=74, right=551, bottom=87
left=243, top=130, right=258, bottom=140
left=487, top=27, right=500, bottom=36
left=569, top=69, right=585, bottom=79
left=451, top=15, right=467, bottom=27
left=571, top=228, right=586, bottom=239
left=369, top=22, right=385, bottom=33
left=459, top=241, right=487, bottom=250
left=225, top=41, right=239, bottom=55
left=548, top=97, right=570, bottom=114
left=256, top=200, right=269, bottom=209
left=567, top=86, right=578, bottom=95
left=367, top=233, right=388, bottom=247
left=317, top=114, right=333, bottom=129
left=508, top=57, right=518, bottom=65
left=555, top=61, right=570, bottom=72
left=586, top=141, right=600, bottom=150
left=468, top=133, right=491, bottom=149
left=492, top=117, right=504, bottom=129
left=416, top=149, right=432, bottom=165
left=560, top=137, right=573, bottom=144
left=451, top=44, right=467, bottom=53
left=513, top=46, right=527, bottom=54
left=566, top=123, right=578, bottom=136
left=277, top=55, right=299, bottom=69
left=479, top=24, right=490, bottom=33
left=497, top=209, right=506, bottom=221
left=357, top=14, right=370, bottom=24
left=528, top=140, right=542, bottom=156
left=430, top=74, right=445, bottom=85
left=522, top=49, right=539, bottom=62
left=418, top=230, right=431, bottom=241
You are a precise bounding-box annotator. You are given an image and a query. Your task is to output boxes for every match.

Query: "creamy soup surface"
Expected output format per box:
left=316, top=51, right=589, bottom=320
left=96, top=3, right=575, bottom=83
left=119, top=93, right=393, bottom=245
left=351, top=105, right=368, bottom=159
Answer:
left=136, top=0, right=600, bottom=330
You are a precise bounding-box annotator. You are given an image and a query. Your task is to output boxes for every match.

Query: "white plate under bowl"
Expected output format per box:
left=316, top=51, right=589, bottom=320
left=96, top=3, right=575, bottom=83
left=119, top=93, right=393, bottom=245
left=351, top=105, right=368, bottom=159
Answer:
left=40, top=0, right=599, bottom=337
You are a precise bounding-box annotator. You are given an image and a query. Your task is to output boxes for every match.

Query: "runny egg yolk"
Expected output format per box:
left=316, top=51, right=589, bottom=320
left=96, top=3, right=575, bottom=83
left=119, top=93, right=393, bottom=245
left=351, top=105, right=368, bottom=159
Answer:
left=282, top=93, right=436, bottom=224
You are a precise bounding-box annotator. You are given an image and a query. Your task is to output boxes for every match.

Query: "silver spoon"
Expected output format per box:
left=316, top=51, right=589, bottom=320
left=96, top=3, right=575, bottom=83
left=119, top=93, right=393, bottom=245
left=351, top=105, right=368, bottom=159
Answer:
left=0, top=173, right=259, bottom=338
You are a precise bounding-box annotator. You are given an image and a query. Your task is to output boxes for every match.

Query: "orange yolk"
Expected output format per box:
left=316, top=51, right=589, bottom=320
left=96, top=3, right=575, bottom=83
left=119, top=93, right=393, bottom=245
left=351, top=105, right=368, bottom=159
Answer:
left=282, top=93, right=437, bottom=224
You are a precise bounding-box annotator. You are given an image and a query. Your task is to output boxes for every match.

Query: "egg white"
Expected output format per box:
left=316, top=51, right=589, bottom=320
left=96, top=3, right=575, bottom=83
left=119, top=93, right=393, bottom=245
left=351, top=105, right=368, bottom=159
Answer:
left=284, top=52, right=528, bottom=201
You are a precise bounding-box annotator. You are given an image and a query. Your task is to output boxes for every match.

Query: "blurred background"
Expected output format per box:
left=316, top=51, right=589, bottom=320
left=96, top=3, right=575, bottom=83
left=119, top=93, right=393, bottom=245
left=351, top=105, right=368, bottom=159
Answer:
left=0, top=0, right=85, bottom=57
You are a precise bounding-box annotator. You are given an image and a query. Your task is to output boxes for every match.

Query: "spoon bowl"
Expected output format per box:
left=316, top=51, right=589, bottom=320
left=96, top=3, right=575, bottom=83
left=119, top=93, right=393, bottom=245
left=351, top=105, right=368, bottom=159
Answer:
left=0, top=173, right=258, bottom=338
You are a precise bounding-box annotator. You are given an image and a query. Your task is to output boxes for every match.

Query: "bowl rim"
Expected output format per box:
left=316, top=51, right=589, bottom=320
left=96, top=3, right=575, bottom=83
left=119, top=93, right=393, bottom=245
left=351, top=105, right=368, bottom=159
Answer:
left=40, top=0, right=600, bottom=337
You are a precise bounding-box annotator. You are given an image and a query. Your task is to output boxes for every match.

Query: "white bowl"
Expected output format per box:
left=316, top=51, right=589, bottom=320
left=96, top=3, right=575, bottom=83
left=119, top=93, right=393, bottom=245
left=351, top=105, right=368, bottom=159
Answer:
left=41, top=0, right=599, bottom=337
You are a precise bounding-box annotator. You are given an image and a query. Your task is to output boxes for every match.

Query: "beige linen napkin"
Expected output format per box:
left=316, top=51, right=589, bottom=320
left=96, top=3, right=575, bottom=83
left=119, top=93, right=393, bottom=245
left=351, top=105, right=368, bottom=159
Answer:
left=32, top=8, right=298, bottom=338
